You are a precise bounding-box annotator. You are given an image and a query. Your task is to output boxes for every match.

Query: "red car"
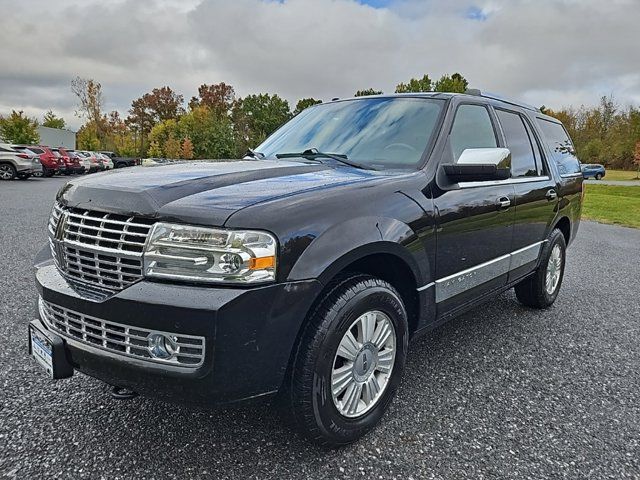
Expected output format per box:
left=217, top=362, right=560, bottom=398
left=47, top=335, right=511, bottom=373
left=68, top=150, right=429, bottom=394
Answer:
left=13, top=145, right=59, bottom=177
left=52, top=148, right=83, bottom=175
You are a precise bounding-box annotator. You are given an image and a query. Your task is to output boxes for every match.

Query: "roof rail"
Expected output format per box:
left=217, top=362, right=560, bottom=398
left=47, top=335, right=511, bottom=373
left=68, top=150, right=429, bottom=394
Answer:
left=464, top=88, right=540, bottom=113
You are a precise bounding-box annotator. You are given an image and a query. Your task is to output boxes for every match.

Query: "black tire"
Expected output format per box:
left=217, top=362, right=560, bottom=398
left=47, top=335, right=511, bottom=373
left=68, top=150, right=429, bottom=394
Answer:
left=286, top=274, right=408, bottom=447
left=595, top=173, right=602, bottom=180
left=44, top=169, right=55, bottom=178
left=17, top=173, right=31, bottom=180
left=0, top=163, right=17, bottom=180
left=515, top=229, right=567, bottom=308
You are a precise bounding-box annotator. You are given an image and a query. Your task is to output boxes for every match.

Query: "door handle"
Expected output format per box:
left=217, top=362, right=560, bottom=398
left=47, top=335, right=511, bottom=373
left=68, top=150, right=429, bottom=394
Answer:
left=546, top=189, right=558, bottom=201
left=497, top=196, right=511, bottom=209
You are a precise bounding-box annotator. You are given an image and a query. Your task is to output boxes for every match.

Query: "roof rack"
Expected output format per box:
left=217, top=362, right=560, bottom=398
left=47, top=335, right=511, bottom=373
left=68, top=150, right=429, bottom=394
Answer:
left=465, top=89, right=540, bottom=113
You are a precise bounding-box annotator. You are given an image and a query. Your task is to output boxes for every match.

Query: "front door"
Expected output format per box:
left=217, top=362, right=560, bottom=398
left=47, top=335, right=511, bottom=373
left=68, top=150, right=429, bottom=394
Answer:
left=433, top=103, right=515, bottom=315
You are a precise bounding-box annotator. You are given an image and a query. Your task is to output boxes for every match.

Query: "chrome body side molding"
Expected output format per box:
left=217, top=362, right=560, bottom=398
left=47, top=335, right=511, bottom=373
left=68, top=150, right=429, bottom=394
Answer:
left=418, top=240, right=546, bottom=302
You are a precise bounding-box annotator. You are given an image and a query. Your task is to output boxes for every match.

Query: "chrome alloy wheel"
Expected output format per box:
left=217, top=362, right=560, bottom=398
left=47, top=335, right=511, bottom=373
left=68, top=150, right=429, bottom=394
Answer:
left=545, top=244, right=563, bottom=295
left=331, top=310, right=396, bottom=418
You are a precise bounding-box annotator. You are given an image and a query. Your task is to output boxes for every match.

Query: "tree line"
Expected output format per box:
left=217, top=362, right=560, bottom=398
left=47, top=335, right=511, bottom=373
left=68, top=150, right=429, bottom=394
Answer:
left=1, top=72, right=639, bottom=171
left=543, top=96, right=640, bottom=171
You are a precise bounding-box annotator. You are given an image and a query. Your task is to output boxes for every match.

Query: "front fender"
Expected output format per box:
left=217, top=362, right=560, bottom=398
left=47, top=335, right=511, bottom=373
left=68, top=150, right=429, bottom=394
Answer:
left=286, top=216, right=429, bottom=286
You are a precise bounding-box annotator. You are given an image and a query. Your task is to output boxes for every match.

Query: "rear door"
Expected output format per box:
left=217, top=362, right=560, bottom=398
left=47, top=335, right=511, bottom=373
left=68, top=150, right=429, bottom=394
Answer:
left=493, top=108, right=557, bottom=281
left=433, top=102, right=515, bottom=314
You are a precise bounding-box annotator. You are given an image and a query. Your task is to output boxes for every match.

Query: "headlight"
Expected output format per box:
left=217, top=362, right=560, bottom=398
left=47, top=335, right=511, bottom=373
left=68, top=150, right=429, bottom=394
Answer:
left=143, top=223, right=277, bottom=284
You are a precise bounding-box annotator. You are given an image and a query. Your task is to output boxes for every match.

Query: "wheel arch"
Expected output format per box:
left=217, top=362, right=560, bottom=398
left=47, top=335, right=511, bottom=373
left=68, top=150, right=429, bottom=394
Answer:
left=552, top=216, right=571, bottom=245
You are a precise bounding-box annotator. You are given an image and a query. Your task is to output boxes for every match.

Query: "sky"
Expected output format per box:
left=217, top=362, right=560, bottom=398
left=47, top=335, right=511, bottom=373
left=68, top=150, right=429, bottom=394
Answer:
left=1, top=0, right=639, bottom=130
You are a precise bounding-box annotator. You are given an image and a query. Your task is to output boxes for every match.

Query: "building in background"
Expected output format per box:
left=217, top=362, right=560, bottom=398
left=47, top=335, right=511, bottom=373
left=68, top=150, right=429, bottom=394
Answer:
left=37, top=126, right=76, bottom=148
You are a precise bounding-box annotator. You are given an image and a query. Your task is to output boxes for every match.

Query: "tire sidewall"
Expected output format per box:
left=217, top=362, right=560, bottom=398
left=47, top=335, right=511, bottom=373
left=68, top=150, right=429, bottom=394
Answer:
left=538, top=230, right=567, bottom=304
left=309, top=283, right=408, bottom=444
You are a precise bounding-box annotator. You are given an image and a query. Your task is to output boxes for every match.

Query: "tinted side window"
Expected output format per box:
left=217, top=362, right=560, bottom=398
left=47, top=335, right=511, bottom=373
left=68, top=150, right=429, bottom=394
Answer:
left=450, top=104, right=497, bottom=161
left=496, top=110, right=537, bottom=177
left=523, top=118, right=545, bottom=175
left=537, top=119, right=581, bottom=175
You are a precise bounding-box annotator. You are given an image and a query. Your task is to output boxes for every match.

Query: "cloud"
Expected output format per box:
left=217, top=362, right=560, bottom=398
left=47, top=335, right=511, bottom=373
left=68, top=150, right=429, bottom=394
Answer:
left=0, top=0, right=638, bottom=130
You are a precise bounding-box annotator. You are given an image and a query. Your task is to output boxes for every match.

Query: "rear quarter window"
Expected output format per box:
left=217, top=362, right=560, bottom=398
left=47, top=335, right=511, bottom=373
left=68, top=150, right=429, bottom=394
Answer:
left=536, top=118, right=581, bottom=175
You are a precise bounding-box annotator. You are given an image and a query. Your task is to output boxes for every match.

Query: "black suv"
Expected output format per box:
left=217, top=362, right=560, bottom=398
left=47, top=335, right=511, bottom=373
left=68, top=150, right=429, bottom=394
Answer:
left=30, top=92, right=583, bottom=446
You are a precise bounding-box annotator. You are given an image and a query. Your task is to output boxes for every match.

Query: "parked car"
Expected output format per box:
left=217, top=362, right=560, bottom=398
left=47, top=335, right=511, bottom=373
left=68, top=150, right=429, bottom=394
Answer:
left=95, top=152, right=114, bottom=170
left=76, top=151, right=101, bottom=173
left=100, top=151, right=141, bottom=168
left=50, top=148, right=82, bottom=175
left=29, top=91, right=583, bottom=446
left=59, top=149, right=87, bottom=174
left=581, top=163, right=606, bottom=180
left=13, top=145, right=59, bottom=177
left=0, top=143, right=41, bottom=180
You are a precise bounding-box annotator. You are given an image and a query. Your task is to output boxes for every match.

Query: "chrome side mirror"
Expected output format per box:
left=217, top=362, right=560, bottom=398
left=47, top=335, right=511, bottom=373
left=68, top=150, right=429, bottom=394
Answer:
left=442, top=148, right=511, bottom=183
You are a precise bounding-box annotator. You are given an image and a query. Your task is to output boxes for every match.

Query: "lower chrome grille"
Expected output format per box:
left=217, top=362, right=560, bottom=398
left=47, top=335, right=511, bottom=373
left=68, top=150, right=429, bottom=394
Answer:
left=39, top=298, right=205, bottom=368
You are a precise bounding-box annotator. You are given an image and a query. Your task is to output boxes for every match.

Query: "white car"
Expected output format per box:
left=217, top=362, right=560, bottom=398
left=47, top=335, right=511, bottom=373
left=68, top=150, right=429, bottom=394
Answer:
left=0, top=143, right=42, bottom=180
left=95, top=152, right=114, bottom=170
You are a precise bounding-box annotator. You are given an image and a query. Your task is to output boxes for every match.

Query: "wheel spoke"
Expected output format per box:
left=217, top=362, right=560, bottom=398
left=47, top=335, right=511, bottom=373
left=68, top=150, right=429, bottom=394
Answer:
left=331, top=364, right=354, bottom=396
left=359, top=312, right=376, bottom=343
left=337, top=331, right=361, bottom=361
left=363, top=375, right=381, bottom=404
left=376, top=349, right=394, bottom=374
left=372, top=321, right=391, bottom=349
left=343, top=382, right=363, bottom=415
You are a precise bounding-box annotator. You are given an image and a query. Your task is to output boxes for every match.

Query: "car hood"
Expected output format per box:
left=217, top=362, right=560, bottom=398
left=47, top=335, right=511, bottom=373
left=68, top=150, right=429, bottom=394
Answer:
left=57, top=160, right=380, bottom=226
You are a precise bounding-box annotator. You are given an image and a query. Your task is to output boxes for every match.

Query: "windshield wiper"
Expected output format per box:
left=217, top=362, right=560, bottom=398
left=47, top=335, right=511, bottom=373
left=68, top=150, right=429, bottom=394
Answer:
left=276, top=148, right=375, bottom=170
left=244, top=148, right=265, bottom=159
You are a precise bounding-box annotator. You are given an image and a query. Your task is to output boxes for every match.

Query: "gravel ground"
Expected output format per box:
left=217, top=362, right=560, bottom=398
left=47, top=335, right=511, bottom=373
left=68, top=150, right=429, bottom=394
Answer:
left=1, top=176, right=639, bottom=479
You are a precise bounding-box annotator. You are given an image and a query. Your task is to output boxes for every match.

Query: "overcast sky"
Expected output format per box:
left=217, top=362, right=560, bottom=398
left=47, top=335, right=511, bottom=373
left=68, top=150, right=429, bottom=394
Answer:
left=1, top=0, right=638, bottom=130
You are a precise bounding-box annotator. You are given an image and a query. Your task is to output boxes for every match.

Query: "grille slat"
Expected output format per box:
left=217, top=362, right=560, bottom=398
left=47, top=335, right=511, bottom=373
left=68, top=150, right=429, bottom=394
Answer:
left=39, top=298, right=205, bottom=368
left=49, top=203, right=154, bottom=291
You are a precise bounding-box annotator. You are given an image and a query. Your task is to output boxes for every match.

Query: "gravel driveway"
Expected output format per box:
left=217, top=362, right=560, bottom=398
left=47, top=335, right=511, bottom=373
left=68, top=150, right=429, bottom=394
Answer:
left=1, top=177, right=639, bottom=479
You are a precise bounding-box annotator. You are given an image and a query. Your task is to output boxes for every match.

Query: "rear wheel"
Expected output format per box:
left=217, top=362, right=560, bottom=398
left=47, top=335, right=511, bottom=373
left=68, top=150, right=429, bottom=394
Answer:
left=515, top=229, right=566, bottom=308
left=44, top=169, right=55, bottom=177
left=0, top=163, right=17, bottom=180
left=286, top=274, right=408, bottom=447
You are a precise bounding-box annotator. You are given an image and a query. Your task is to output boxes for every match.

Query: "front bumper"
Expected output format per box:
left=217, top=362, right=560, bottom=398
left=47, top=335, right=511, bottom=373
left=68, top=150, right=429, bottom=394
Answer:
left=34, top=249, right=322, bottom=405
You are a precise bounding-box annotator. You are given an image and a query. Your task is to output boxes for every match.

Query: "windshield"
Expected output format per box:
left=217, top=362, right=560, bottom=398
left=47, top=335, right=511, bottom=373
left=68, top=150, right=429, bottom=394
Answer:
left=256, top=97, right=444, bottom=170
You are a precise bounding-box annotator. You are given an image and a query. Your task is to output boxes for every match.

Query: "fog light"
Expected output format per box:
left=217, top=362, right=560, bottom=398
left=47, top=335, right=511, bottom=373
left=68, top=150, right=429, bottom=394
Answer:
left=147, top=333, right=178, bottom=359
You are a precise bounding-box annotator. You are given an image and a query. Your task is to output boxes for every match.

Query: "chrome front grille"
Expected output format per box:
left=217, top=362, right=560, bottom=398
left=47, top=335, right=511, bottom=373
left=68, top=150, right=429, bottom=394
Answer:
left=49, top=203, right=155, bottom=291
left=39, top=298, right=206, bottom=367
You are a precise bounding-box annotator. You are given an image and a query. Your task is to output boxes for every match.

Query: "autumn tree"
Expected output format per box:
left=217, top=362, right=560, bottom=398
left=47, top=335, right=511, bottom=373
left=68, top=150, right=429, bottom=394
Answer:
left=181, top=137, right=194, bottom=160
left=634, top=141, right=640, bottom=178
left=293, top=98, right=322, bottom=115
left=147, top=140, right=163, bottom=158
left=395, top=74, right=433, bottom=93
left=189, top=83, right=235, bottom=117
left=127, top=86, right=184, bottom=154
left=42, top=110, right=66, bottom=129
left=0, top=110, right=39, bottom=144
left=164, top=137, right=182, bottom=159
left=354, top=88, right=382, bottom=97
left=71, top=77, right=104, bottom=139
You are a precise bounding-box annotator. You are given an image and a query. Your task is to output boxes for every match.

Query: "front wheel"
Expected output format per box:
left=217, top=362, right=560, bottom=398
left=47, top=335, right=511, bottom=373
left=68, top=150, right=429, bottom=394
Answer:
left=514, top=229, right=567, bottom=308
left=286, top=275, right=408, bottom=447
left=595, top=173, right=602, bottom=180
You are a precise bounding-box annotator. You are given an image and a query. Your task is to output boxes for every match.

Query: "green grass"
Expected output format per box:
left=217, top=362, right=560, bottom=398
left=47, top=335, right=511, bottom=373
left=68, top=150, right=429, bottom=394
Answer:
left=603, top=169, right=640, bottom=181
left=582, top=184, right=640, bottom=228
